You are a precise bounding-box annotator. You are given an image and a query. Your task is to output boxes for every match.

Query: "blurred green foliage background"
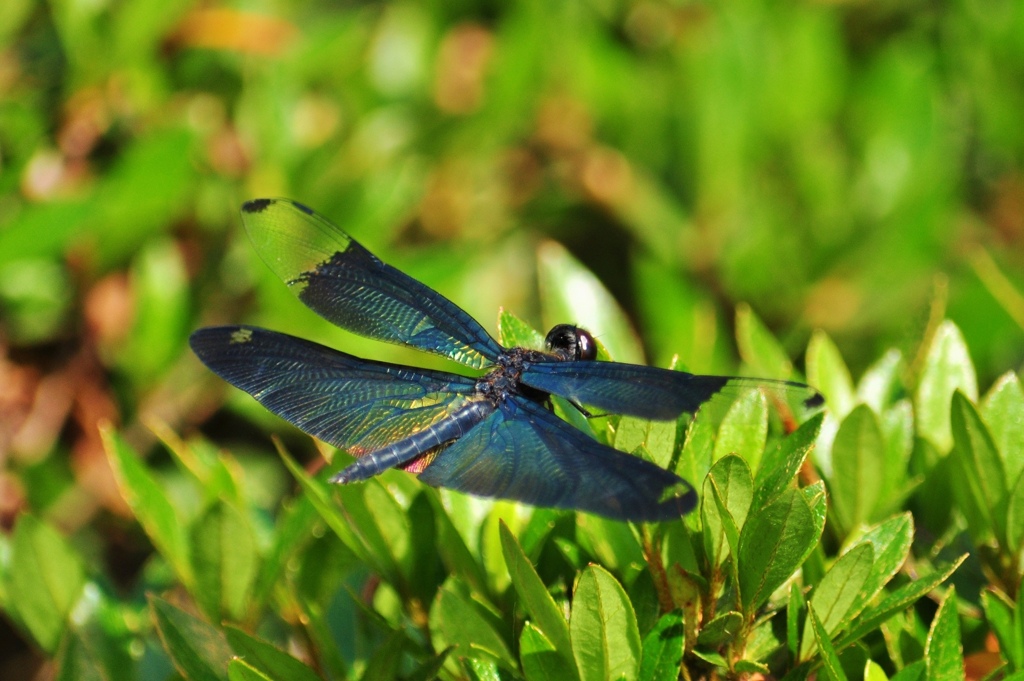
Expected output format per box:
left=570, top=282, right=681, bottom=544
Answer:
left=1, top=0, right=1023, bottom=675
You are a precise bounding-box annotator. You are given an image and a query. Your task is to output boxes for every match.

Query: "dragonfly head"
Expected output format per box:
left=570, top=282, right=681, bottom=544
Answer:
left=545, top=324, right=597, bottom=362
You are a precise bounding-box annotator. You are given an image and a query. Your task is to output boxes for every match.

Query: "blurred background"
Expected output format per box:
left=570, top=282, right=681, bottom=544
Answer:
left=0, top=0, right=1022, bottom=670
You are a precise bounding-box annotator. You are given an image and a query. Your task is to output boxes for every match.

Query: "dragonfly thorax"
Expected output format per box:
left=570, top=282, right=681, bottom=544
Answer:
left=477, top=346, right=550, bottom=405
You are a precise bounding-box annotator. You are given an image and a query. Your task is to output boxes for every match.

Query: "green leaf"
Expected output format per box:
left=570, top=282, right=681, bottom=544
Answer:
left=228, top=659, right=274, bottom=681
left=86, top=128, right=197, bottom=269
left=950, top=390, right=1007, bottom=543
left=864, top=659, right=890, bottom=681
left=482, top=507, right=524, bottom=594
left=341, top=480, right=413, bottom=583
left=360, top=628, right=408, bottom=681
left=754, top=414, right=824, bottom=510
left=0, top=0, right=32, bottom=43
left=702, top=455, right=753, bottom=568
left=408, top=648, right=453, bottom=681
left=7, top=515, right=85, bottom=653
left=570, top=565, right=641, bottom=681
left=980, top=589, right=1024, bottom=672
left=576, top=514, right=645, bottom=582
left=738, top=487, right=821, bottom=613
left=697, top=611, right=742, bottom=647
left=878, top=401, right=915, bottom=513
left=787, top=583, right=806, bottom=660
left=278, top=444, right=398, bottom=585
left=499, top=522, right=576, bottom=675
left=734, top=659, right=771, bottom=675
left=0, top=201, right=89, bottom=266
left=537, top=240, right=643, bottom=364
left=616, top=416, right=676, bottom=470
left=846, top=514, right=914, bottom=619
left=981, top=372, right=1024, bottom=484
left=431, top=495, right=489, bottom=596
left=55, top=629, right=113, bottom=681
left=430, top=582, right=515, bottom=669
left=639, top=611, right=683, bottom=681
left=676, top=414, right=716, bottom=503
left=224, top=626, right=322, bottom=681
left=808, top=608, right=848, bottom=681
left=150, top=595, right=232, bottom=681
left=120, top=238, right=190, bottom=383
left=858, top=349, right=904, bottom=413
left=804, top=482, right=828, bottom=544
left=807, top=330, right=855, bottom=418
left=830, top=405, right=885, bottom=531
left=521, top=622, right=578, bottom=681
left=713, top=389, right=769, bottom=471
left=251, top=495, right=318, bottom=610
left=497, top=308, right=545, bottom=349
left=916, top=321, right=977, bottom=451
left=736, top=303, right=794, bottom=379
left=925, top=588, right=964, bottom=681
left=102, top=425, right=192, bottom=584
left=799, top=543, right=874, bottom=660
left=837, top=555, right=966, bottom=649
left=190, top=502, right=259, bottom=623
left=293, top=594, right=349, bottom=681
left=890, top=661, right=927, bottom=681
left=1007, top=473, right=1024, bottom=558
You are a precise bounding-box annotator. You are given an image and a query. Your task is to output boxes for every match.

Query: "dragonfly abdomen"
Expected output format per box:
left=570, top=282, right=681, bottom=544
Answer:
left=329, top=400, right=493, bottom=484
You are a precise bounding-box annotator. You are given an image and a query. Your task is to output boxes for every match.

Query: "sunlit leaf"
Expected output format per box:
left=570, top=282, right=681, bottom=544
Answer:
left=151, top=596, right=231, bottom=681
left=980, top=589, right=1024, bottom=672
left=102, top=425, right=192, bottom=585
left=228, top=659, right=273, bottom=681
left=497, top=308, right=545, bottom=349
left=950, top=391, right=1007, bottom=543
left=807, top=330, right=855, bottom=418
left=916, top=321, right=977, bottom=451
left=537, top=240, right=643, bottom=364
left=800, top=543, right=873, bottom=660
left=858, top=349, right=904, bottom=413
left=499, top=522, right=576, bottom=676
left=521, top=622, right=578, bottom=681
left=837, top=556, right=966, bottom=649
left=981, top=372, right=1024, bottom=486
left=224, top=626, right=322, bottom=681
left=570, top=565, right=641, bottom=681
left=754, top=414, right=824, bottom=510
left=702, top=455, right=752, bottom=568
left=7, top=515, right=85, bottom=653
left=712, top=389, right=768, bottom=472
left=638, top=611, right=683, bottom=681
left=430, top=581, right=515, bottom=669
left=845, top=514, right=914, bottom=619
left=830, top=405, right=885, bottom=531
left=190, top=501, right=259, bottom=622
left=736, top=304, right=793, bottom=379
left=925, top=588, right=964, bottom=681
left=808, top=607, right=848, bottom=681
left=739, top=488, right=821, bottom=613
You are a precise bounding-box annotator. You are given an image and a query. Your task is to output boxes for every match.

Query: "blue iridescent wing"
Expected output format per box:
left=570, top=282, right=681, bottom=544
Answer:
left=418, top=397, right=696, bottom=522
left=521, top=361, right=823, bottom=421
left=189, top=326, right=490, bottom=458
left=240, top=198, right=505, bottom=369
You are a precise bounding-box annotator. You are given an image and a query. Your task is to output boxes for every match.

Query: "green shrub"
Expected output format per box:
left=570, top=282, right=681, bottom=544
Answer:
left=4, top=304, right=1022, bottom=680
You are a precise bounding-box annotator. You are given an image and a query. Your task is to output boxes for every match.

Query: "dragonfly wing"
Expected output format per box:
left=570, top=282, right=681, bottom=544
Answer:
left=240, top=199, right=504, bottom=369
left=521, top=361, right=823, bottom=421
left=189, top=326, right=488, bottom=458
left=418, top=397, right=696, bottom=522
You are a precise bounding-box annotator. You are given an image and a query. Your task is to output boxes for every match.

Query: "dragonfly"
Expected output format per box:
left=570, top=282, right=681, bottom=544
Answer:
left=190, top=199, right=822, bottom=522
